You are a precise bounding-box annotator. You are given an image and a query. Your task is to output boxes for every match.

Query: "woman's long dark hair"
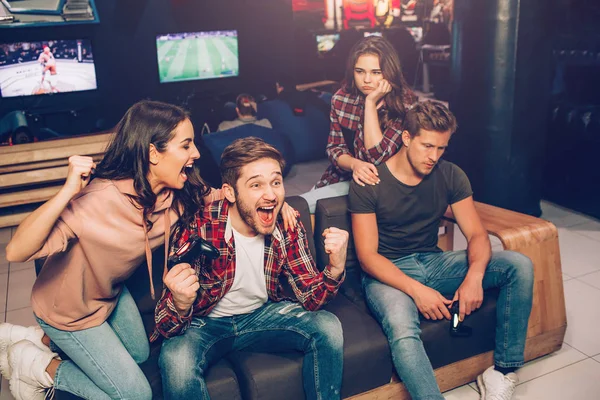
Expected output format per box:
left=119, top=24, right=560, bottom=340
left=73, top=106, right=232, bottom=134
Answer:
left=344, top=36, right=415, bottom=129
left=95, top=100, right=209, bottom=232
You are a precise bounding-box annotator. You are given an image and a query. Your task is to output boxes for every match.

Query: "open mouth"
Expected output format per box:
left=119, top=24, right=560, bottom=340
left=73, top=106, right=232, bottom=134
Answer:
left=257, top=205, right=276, bottom=225
left=180, top=164, right=193, bottom=181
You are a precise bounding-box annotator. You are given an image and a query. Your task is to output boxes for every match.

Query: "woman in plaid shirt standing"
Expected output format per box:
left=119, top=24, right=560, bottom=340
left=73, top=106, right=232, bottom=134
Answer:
left=301, top=35, right=415, bottom=212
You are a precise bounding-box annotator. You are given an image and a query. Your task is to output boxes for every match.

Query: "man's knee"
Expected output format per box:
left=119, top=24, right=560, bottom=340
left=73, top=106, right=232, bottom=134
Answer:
left=502, top=251, right=534, bottom=290
left=311, top=311, right=344, bottom=352
left=159, top=336, right=204, bottom=385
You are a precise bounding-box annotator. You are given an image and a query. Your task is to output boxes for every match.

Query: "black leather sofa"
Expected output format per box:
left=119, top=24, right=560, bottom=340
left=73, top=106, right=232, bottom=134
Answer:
left=40, top=195, right=520, bottom=400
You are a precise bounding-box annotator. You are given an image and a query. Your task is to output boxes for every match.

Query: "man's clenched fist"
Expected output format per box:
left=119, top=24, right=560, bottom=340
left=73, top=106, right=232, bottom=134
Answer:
left=322, top=227, right=349, bottom=280
left=163, top=263, right=199, bottom=316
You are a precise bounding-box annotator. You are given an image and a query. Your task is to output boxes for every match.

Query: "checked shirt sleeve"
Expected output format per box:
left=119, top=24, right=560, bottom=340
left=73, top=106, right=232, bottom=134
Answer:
left=282, top=221, right=345, bottom=311
left=150, top=289, right=194, bottom=342
left=358, top=117, right=404, bottom=164
left=325, top=100, right=352, bottom=166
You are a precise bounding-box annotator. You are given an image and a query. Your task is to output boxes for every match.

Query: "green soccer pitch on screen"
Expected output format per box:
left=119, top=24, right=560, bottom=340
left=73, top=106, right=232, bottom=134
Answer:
left=156, top=30, right=239, bottom=83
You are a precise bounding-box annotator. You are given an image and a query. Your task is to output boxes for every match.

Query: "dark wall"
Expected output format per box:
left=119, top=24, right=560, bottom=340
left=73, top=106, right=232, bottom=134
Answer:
left=0, top=0, right=294, bottom=130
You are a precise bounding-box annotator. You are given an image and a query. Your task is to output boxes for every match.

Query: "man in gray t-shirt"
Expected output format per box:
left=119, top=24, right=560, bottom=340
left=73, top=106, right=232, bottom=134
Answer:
left=348, top=101, right=533, bottom=400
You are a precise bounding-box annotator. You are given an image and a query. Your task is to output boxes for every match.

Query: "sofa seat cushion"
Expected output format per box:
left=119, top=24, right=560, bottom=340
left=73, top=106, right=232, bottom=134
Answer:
left=225, top=294, right=392, bottom=400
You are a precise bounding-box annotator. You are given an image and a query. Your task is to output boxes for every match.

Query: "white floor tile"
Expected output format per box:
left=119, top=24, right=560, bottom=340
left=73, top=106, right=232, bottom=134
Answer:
left=5, top=307, right=36, bottom=328
left=563, top=273, right=572, bottom=282
left=443, top=384, right=479, bottom=399
left=513, top=358, right=600, bottom=400
left=516, top=343, right=587, bottom=384
left=570, top=220, right=600, bottom=243
left=577, top=271, right=600, bottom=291
left=563, top=279, right=600, bottom=356
left=557, top=228, right=600, bottom=277
left=594, top=355, right=600, bottom=363
left=6, top=268, right=35, bottom=312
left=0, top=274, right=7, bottom=313
left=540, top=201, right=595, bottom=228
left=0, top=229, right=10, bottom=246
left=8, top=260, right=35, bottom=274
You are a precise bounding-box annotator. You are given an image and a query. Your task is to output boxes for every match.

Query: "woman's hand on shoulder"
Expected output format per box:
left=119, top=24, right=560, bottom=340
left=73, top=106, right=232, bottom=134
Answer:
left=350, top=159, right=380, bottom=187
left=281, top=202, right=298, bottom=231
left=62, top=156, right=96, bottom=198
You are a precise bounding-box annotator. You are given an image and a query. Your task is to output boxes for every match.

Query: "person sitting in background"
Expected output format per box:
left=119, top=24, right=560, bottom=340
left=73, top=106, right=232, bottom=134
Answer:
left=217, top=94, right=272, bottom=132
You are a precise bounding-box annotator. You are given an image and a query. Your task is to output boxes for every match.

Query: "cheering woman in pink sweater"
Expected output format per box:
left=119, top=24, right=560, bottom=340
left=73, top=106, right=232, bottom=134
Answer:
left=1, top=100, right=209, bottom=400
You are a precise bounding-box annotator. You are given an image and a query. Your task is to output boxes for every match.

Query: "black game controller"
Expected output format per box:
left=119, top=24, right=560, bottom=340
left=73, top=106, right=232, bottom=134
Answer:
left=168, top=234, right=220, bottom=268
left=449, top=302, right=472, bottom=338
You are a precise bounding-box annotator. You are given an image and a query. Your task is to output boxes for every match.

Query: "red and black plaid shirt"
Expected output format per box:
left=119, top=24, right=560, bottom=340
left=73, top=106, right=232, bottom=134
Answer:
left=316, top=88, right=404, bottom=188
left=151, top=200, right=344, bottom=341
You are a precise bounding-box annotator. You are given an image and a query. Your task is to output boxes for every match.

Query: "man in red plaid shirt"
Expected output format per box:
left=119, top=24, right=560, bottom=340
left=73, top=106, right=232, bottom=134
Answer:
left=154, top=137, right=349, bottom=400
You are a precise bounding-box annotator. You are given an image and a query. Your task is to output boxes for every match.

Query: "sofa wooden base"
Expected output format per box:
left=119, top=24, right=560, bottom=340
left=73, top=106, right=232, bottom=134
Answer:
left=347, top=325, right=566, bottom=400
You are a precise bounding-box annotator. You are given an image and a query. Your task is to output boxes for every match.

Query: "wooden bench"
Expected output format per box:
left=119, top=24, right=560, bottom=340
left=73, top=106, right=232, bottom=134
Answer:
left=0, top=133, right=113, bottom=228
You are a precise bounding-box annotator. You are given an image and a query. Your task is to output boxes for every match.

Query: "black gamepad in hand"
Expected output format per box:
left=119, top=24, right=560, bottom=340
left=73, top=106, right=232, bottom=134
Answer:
left=449, top=302, right=473, bottom=338
left=168, top=234, right=220, bottom=268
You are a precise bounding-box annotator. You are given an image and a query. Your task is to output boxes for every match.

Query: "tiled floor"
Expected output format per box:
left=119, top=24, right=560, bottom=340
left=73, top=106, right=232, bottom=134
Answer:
left=0, top=159, right=599, bottom=399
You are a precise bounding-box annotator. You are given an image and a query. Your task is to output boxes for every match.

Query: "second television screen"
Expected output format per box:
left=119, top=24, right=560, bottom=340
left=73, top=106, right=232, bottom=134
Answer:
left=156, top=30, right=239, bottom=83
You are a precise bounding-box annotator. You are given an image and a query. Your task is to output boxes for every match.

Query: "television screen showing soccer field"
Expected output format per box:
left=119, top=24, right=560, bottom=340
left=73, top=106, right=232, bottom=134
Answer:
left=0, top=39, right=98, bottom=98
left=156, top=30, right=239, bottom=83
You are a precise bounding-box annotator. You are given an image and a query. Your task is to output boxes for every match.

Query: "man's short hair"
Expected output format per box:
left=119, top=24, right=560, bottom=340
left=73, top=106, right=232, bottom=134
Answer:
left=220, top=137, right=286, bottom=189
left=235, top=93, right=256, bottom=117
left=405, top=101, right=458, bottom=137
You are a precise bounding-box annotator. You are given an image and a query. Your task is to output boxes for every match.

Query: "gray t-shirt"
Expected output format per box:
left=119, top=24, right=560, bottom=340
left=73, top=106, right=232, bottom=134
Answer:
left=348, top=159, right=473, bottom=260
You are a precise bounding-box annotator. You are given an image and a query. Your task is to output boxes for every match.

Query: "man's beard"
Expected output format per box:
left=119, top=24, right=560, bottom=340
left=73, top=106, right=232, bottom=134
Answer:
left=235, top=192, right=279, bottom=236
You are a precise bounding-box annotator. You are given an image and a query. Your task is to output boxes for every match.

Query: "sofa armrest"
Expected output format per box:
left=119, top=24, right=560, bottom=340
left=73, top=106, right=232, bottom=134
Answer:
left=444, top=202, right=566, bottom=343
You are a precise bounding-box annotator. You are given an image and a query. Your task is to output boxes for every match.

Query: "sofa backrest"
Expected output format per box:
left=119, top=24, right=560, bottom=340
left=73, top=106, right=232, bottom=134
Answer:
left=314, top=195, right=358, bottom=272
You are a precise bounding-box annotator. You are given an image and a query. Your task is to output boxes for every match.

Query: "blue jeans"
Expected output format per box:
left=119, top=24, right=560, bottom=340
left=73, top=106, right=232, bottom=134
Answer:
left=36, top=286, right=152, bottom=400
left=363, top=250, right=533, bottom=400
left=159, top=301, right=343, bottom=400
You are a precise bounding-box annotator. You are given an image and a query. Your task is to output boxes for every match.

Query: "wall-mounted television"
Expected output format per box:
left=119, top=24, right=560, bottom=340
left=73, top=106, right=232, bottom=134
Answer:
left=0, top=39, right=97, bottom=98
left=316, top=33, right=340, bottom=54
left=156, top=30, right=239, bottom=83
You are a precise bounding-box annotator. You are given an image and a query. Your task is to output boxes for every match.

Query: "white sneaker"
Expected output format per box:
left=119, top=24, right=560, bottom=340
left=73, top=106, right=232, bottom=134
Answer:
left=8, top=340, right=57, bottom=400
left=0, top=323, right=50, bottom=380
left=477, top=366, right=518, bottom=400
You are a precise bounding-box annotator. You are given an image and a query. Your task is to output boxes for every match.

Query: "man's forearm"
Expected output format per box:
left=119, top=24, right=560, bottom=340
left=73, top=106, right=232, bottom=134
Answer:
left=360, top=252, right=421, bottom=297
left=466, top=233, right=491, bottom=279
